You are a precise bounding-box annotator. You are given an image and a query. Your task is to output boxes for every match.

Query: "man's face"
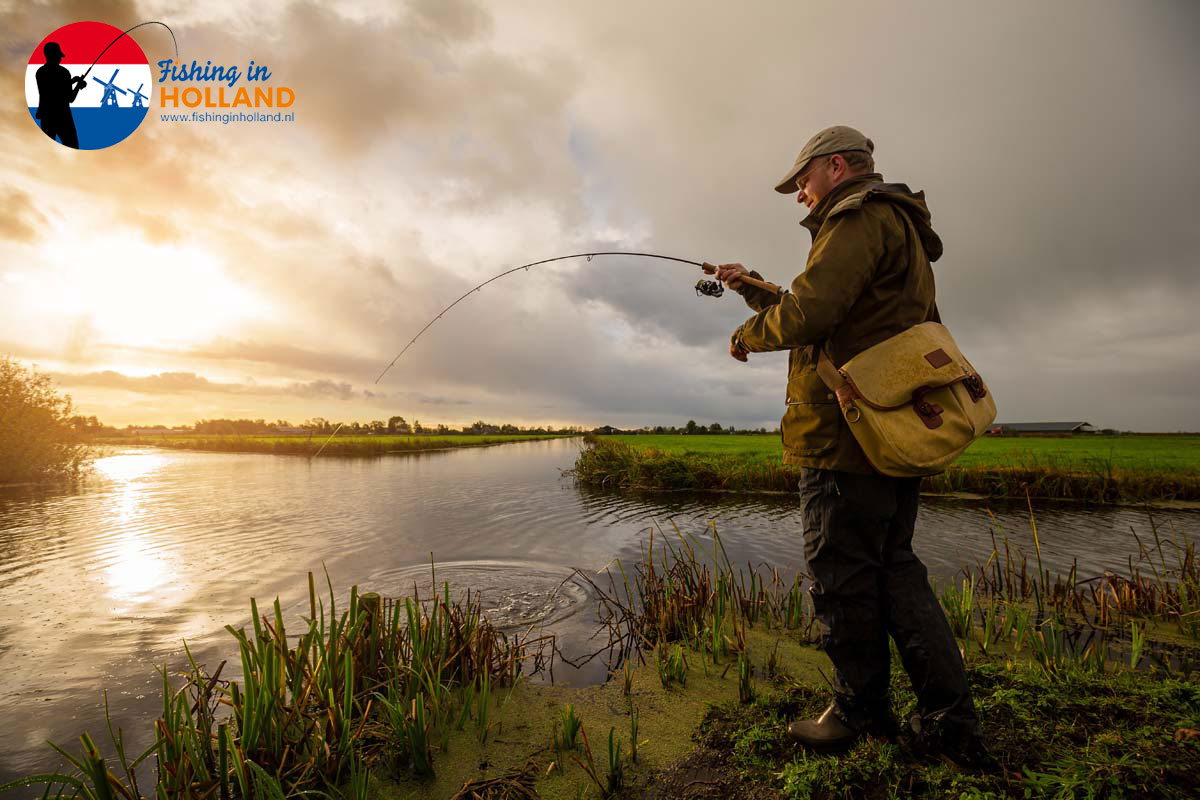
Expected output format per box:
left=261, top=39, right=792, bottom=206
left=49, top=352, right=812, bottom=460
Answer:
left=795, top=155, right=841, bottom=210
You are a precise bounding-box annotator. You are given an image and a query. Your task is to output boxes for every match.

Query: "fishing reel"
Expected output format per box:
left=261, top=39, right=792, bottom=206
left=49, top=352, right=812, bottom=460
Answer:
left=695, top=279, right=725, bottom=298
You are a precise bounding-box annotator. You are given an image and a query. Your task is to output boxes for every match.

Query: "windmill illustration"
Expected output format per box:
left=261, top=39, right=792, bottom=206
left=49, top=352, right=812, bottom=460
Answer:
left=130, top=83, right=148, bottom=108
left=94, top=69, right=128, bottom=108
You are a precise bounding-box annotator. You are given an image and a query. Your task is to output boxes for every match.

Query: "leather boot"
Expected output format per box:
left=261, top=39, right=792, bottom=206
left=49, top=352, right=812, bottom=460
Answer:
left=786, top=704, right=862, bottom=751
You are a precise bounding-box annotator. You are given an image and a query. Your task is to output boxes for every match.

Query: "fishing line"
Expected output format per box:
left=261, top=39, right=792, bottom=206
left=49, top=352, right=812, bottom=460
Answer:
left=373, top=251, right=706, bottom=385
left=311, top=252, right=703, bottom=459
left=77, top=21, right=179, bottom=81
left=309, top=251, right=778, bottom=460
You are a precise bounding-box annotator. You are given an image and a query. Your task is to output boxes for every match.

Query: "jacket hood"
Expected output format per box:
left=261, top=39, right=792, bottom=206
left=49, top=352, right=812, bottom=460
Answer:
left=862, top=182, right=944, bottom=263
left=802, top=175, right=944, bottom=263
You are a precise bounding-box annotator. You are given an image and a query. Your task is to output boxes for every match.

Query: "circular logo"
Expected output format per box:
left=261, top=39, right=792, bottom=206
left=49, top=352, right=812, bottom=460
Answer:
left=26, top=21, right=151, bottom=150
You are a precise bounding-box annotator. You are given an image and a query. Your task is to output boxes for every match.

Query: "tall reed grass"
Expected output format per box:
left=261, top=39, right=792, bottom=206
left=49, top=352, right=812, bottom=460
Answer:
left=1, top=575, right=552, bottom=799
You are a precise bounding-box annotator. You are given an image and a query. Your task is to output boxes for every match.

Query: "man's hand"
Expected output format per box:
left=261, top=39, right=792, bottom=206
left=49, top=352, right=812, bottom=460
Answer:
left=715, top=263, right=750, bottom=291
left=729, top=330, right=749, bottom=362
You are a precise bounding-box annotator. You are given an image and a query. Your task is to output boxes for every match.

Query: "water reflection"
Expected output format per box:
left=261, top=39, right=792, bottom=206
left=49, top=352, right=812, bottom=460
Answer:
left=92, top=453, right=176, bottom=605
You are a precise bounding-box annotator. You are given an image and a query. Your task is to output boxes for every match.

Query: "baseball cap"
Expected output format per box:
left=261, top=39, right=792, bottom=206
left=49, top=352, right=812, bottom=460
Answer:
left=774, top=125, right=874, bottom=194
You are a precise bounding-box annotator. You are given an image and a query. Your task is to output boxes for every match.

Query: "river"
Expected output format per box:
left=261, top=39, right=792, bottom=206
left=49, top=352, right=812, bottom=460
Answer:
left=1, top=438, right=1196, bottom=783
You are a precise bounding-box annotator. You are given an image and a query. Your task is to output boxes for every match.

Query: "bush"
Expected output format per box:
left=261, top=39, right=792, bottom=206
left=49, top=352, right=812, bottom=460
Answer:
left=0, top=356, right=92, bottom=484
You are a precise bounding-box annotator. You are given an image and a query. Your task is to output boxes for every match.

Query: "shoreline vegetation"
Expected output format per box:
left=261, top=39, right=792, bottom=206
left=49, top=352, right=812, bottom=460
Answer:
left=0, top=357, right=91, bottom=485
left=570, top=434, right=1200, bottom=506
left=93, top=433, right=578, bottom=458
left=5, top=516, right=1198, bottom=799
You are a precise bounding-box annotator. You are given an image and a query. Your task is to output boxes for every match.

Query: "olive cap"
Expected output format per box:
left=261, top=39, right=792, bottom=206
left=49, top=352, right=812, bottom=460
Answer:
left=774, top=125, right=874, bottom=194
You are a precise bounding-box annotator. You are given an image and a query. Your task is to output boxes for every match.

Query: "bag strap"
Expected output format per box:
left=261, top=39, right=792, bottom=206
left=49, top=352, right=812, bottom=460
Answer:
left=815, top=348, right=861, bottom=410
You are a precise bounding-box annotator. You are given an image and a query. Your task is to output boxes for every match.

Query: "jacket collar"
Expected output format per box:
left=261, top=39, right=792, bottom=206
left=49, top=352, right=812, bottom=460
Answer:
left=799, top=173, right=883, bottom=235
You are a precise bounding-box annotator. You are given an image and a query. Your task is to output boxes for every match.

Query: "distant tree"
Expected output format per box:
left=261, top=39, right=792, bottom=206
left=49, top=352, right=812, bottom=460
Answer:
left=194, top=418, right=275, bottom=435
left=0, top=356, right=91, bottom=483
left=367, top=420, right=385, bottom=433
left=685, top=420, right=697, bottom=435
left=303, top=417, right=331, bottom=433
left=709, top=423, right=722, bottom=433
left=435, top=423, right=450, bottom=434
left=413, top=419, right=427, bottom=434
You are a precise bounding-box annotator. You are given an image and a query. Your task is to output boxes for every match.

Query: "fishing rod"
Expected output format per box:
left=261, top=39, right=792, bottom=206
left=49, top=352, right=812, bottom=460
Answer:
left=309, top=252, right=781, bottom=459
left=71, top=21, right=179, bottom=85
left=374, top=252, right=780, bottom=385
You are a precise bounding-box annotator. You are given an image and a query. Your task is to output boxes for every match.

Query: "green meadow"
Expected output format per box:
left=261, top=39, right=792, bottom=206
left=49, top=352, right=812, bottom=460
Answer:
left=609, top=434, right=1200, bottom=472
left=572, top=434, right=1200, bottom=503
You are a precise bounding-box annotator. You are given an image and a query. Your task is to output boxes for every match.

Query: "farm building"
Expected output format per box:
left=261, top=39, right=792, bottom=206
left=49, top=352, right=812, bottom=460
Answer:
left=986, top=421, right=1098, bottom=434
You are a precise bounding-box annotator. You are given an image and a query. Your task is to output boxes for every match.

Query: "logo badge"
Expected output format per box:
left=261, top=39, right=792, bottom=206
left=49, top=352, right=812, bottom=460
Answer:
left=26, top=21, right=151, bottom=150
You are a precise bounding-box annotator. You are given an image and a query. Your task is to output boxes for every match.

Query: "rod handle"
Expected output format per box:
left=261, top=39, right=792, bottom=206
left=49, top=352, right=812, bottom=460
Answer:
left=701, top=262, right=783, bottom=295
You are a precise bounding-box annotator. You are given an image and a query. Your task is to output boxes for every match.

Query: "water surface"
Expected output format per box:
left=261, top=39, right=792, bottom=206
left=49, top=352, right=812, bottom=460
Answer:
left=1, top=438, right=1196, bottom=782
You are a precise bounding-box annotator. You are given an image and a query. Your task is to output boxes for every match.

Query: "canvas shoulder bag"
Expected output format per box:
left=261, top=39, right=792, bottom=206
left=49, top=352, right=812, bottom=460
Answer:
left=815, top=322, right=996, bottom=477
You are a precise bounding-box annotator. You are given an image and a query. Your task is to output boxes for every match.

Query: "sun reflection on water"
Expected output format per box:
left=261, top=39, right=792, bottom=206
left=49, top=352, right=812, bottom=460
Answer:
left=94, top=452, right=176, bottom=604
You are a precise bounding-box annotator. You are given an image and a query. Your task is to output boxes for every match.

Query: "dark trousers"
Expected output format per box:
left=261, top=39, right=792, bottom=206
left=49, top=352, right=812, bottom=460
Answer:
left=798, top=467, right=979, bottom=735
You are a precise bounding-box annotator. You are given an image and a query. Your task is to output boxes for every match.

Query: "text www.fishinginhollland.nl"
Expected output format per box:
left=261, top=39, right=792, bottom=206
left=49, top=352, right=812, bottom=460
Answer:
left=159, top=111, right=295, bottom=124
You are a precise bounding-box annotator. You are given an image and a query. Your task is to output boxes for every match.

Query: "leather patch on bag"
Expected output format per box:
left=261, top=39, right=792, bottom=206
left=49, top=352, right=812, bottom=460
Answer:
left=924, top=348, right=952, bottom=369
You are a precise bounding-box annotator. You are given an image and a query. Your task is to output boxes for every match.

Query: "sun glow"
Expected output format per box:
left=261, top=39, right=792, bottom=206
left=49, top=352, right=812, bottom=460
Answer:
left=20, top=233, right=266, bottom=350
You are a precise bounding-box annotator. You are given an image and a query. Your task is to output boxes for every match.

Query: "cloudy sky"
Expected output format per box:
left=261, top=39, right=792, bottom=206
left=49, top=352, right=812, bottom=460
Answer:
left=2, top=0, right=1197, bottom=431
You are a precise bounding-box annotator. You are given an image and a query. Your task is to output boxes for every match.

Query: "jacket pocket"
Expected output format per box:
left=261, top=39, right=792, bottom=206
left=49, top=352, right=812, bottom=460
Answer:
left=782, top=360, right=841, bottom=456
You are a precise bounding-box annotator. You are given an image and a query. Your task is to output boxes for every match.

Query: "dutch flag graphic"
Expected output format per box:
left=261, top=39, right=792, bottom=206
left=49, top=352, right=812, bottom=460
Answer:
left=26, top=21, right=151, bottom=150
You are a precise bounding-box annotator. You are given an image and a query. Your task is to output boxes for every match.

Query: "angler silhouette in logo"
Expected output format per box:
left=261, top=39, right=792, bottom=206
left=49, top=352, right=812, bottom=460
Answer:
left=34, top=41, right=85, bottom=148
left=26, top=21, right=175, bottom=151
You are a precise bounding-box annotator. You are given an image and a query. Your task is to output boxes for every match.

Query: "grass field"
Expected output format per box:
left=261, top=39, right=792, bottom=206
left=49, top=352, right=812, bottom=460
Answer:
left=572, top=434, right=1200, bottom=503
left=609, top=434, right=1200, bottom=472
left=95, top=433, right=574, bottom=457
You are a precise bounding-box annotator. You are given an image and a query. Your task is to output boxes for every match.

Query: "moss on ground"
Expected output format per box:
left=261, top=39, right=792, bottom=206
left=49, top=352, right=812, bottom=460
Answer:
left=366, top=627, right=1200, bottom=800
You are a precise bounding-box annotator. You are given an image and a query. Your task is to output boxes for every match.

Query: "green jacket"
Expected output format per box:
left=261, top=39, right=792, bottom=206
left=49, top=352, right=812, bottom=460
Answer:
left=732, top=173, right=944, bottom=474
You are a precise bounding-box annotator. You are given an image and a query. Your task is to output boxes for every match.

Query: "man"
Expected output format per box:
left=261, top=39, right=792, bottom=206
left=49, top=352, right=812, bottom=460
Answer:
left=716, top=125, right=991, bottom=768
left=35, top=41, right=85, bottom=149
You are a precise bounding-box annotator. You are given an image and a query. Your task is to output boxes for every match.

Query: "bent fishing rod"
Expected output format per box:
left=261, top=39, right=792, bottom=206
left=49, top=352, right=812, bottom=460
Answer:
left=69, top=21, right=179, bottom=86
left=309, top=252, right=781, bottom=459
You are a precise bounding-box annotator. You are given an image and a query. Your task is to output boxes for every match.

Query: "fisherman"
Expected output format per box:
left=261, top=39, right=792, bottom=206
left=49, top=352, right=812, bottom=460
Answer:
left=716, top=125, right=993, bottom=768
left=35, top=41, right=85, bottom=149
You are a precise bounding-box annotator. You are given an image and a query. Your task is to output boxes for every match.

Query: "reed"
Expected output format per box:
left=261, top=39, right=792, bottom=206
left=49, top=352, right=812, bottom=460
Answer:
left=628, top=704, right=640, bottom=765
left=2, top=572, right=552, bottom=799
left=737, top=654, right=755, bottom=704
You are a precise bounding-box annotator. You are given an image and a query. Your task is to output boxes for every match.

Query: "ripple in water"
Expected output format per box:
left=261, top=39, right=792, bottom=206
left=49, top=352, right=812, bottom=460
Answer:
left=362, top=560, right=592, bottom=631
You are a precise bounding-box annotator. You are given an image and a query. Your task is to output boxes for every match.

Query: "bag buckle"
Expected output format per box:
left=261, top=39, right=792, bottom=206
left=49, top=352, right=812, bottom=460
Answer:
left=911, top=386, right=945, bottom=430
left=963, top=373, right=987, bottom=402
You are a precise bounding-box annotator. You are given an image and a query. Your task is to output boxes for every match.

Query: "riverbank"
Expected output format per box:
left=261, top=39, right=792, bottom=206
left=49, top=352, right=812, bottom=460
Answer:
left=92, top=433, right=577, bottom=458
left=6, top=523, right=1198, bottom=799
left=571, top=435, right=1200, bottom=504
